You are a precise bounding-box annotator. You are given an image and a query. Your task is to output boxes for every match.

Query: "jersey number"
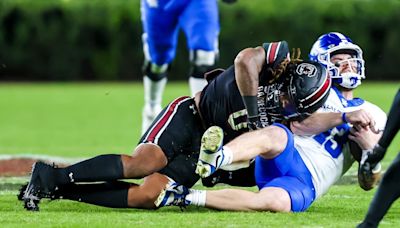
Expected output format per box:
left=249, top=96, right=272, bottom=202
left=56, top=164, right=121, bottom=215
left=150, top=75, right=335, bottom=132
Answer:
left=227, top=109, right=248, bottom=131
left=313, top=124, right=349, bottom=158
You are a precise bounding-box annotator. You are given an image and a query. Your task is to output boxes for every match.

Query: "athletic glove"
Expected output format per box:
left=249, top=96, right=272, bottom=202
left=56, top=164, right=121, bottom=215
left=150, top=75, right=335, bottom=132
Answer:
left=247, top=116, right=263, bottom=131
left=360, top=145, right=386, bottom=173
left=359, top=145, right=385, bottom=189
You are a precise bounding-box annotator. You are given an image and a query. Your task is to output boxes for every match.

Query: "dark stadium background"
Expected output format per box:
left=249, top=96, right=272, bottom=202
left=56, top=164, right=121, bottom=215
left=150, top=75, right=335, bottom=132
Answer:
left=0, top=0, right=399, bottom=81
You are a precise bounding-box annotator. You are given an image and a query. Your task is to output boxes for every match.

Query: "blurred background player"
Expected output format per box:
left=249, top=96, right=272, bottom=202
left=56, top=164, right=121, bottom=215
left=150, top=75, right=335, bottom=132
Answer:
left=140, top=0, right=236, bottom=133
left=358, top=89, right=400, bottom=228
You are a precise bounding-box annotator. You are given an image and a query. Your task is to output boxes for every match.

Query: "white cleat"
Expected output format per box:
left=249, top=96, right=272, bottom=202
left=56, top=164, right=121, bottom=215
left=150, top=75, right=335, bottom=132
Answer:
left=142, top=104, right=162, bottom=134
left=154, top=180, right=190, bottom=208
left=195, top=126, right=224, bottom=178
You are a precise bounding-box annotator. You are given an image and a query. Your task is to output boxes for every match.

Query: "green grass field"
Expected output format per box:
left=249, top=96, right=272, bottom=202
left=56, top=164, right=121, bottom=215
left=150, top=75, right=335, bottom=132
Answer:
left=0, top=82, right=399, bottom=227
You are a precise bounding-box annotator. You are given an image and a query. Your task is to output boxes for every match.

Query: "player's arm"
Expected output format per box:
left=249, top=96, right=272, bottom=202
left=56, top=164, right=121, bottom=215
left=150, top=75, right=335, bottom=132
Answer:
left=234, top=46, right=265, bottom=129
left=290, top=109, right=376, bottom=136
left=235, top=41, right=289, bottom=130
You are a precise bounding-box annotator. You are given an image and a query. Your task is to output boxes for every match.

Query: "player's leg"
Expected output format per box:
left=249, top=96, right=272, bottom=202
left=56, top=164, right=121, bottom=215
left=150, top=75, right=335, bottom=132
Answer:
left=126, top=172, right=171, bottom=209
left=22, top=97, right=200, bottom=210
left=376, top=89, right=400, bottom=150
left=196, top=123, right=287, bottom=178
left=202, top=187, right=291, bottom=212
left=207, top=124, right=314, bottom=212
left=158, top=123, right=315, bottom=212
left=21, top=147, right=167, bottom=210
left=358, top=152, right=400, bottom=228
left=37, top=174, right=173, bottom=209
left=201, top=162, right=256, bottom=187
left=51, top=181, right=135, bottom=208
left=140, top=0, right=180, bottom=133
left=180, top=0, right=220, bottom=96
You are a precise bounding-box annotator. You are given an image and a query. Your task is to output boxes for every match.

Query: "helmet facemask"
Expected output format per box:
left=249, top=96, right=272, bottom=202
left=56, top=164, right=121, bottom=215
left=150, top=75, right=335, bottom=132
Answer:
left=328, top=49, right=365, bottom=89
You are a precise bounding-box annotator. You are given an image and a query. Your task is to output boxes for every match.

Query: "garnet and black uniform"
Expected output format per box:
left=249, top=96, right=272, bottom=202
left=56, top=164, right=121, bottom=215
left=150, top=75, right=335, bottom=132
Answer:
left=139, top=42, right=289, bottom=187
left=199, top=62, right=287, bottom=144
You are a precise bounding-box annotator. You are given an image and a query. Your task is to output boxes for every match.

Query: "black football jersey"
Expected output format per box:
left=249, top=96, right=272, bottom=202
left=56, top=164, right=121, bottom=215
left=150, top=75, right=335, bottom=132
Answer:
left=199, top=67, right=286, bottom=144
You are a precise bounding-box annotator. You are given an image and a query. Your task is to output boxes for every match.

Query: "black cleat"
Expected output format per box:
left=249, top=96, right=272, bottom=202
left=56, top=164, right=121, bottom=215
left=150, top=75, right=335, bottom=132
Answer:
left=22, top=161, right=57, bottom=211
left=17, top=183, right=28, bottom=201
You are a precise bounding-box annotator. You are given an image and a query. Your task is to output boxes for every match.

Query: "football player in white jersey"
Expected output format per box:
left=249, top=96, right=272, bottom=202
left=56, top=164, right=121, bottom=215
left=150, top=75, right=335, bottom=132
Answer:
left=155, top=32, right=386, bottom=212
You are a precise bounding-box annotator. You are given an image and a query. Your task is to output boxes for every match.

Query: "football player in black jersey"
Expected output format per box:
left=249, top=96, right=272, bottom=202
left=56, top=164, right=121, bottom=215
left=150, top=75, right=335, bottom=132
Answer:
left=19, top=41, right=372, bottom=211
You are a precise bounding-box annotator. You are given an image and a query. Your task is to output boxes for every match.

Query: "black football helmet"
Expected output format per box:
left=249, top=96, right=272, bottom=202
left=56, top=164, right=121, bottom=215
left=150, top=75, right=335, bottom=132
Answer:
left=279, top=60, right=331, bottom=120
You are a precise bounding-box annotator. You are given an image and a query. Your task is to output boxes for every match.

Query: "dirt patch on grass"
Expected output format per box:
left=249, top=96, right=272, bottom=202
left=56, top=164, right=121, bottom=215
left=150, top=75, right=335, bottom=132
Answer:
left=0, top=158, right=69, bottom=177
left=0, top=158, right=36, bottom=177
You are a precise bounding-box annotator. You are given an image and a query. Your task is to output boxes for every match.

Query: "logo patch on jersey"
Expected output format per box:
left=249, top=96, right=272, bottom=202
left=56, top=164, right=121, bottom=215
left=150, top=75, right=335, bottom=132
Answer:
left=296, top=63, right=318, bottom=77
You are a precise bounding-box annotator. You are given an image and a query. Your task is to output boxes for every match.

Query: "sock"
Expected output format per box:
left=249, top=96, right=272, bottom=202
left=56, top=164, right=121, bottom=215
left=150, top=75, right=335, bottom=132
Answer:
left=143, top=76, right=167, bottom=108
left=186, top=189, right=206, bottom=206
left=189, top=77, right=207, bottom=97
left=361, top=153, right=400, bottom=227
left=53, top=181, right=131, bottom=208
left=54, top=154, right=124, bottom=185
left=202, top=163, right=256, bottom=187
left=220, top=146, right=234, bottom=167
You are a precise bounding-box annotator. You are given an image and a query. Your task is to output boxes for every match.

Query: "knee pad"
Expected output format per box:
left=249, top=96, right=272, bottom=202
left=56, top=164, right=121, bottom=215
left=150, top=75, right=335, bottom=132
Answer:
left=189, top=50, right=219, bottom=78
left=142, top=60, right=169, bottom=81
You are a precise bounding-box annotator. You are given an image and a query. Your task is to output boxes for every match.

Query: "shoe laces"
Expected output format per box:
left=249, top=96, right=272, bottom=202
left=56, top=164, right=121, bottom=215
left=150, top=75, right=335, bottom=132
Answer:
left=172, top=195, right=188, bottom=212
left=169, top=183, right=190, bottom=211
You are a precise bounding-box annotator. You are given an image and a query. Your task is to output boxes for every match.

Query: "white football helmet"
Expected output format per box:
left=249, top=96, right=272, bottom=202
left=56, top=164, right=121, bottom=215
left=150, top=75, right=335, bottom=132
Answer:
left=309, top=32, right=365, bottom=89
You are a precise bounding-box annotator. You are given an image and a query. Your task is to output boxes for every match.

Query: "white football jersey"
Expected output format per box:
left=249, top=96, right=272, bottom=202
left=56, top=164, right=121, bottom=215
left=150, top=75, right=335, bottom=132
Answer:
left=294, top=87, right=387, bottom=199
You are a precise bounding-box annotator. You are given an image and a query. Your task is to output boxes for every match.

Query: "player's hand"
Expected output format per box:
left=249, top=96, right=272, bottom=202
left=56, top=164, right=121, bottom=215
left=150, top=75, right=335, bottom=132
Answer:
left=247, top=116, right=263, bottom=131
left=221, top=0, right=237, bottom=4
left=344, top=109, right=378, bottom=133
left=348, top=125, right=380, bottom=150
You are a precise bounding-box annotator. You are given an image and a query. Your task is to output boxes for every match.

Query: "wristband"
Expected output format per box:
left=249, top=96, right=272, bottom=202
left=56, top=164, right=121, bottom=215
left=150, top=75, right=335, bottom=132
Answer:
left=242, top=96, right=258, bottom=118
left=341, top=112, right=347, bottom=123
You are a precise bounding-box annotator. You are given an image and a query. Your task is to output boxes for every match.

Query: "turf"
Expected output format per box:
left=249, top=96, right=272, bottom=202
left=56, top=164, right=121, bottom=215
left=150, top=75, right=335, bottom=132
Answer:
left=0, top=82, right=398, bottom=163
left=0, top=82, right=187, bottom=156
left=0, top=82, right=399, bottom=227
left=0, top=185, right=399, bottom=227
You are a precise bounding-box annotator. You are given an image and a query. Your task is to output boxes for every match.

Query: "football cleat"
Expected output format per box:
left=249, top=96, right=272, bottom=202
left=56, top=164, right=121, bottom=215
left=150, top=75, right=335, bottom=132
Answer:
left=23, top=161, right=57, bottom=211
left=17, top=183, right=28, bottom=201
left=155, top=181, right=190, bottom=209
left=195, top=126, right=225, bottom=178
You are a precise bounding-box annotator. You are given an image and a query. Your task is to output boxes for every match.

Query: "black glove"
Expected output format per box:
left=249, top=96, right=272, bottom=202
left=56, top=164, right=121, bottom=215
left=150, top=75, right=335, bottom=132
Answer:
left=359, top=145, right=385, bottom=179
left=365, top=144, right=386, bottom=164
left=221, top=0, right=237, bottom=4
left=247, top=116, right=263, bottom=131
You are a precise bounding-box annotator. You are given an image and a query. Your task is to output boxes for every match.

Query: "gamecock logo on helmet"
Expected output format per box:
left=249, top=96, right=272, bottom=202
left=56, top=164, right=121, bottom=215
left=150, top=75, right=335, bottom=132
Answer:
left=296, top=63, right=317, bottom=77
